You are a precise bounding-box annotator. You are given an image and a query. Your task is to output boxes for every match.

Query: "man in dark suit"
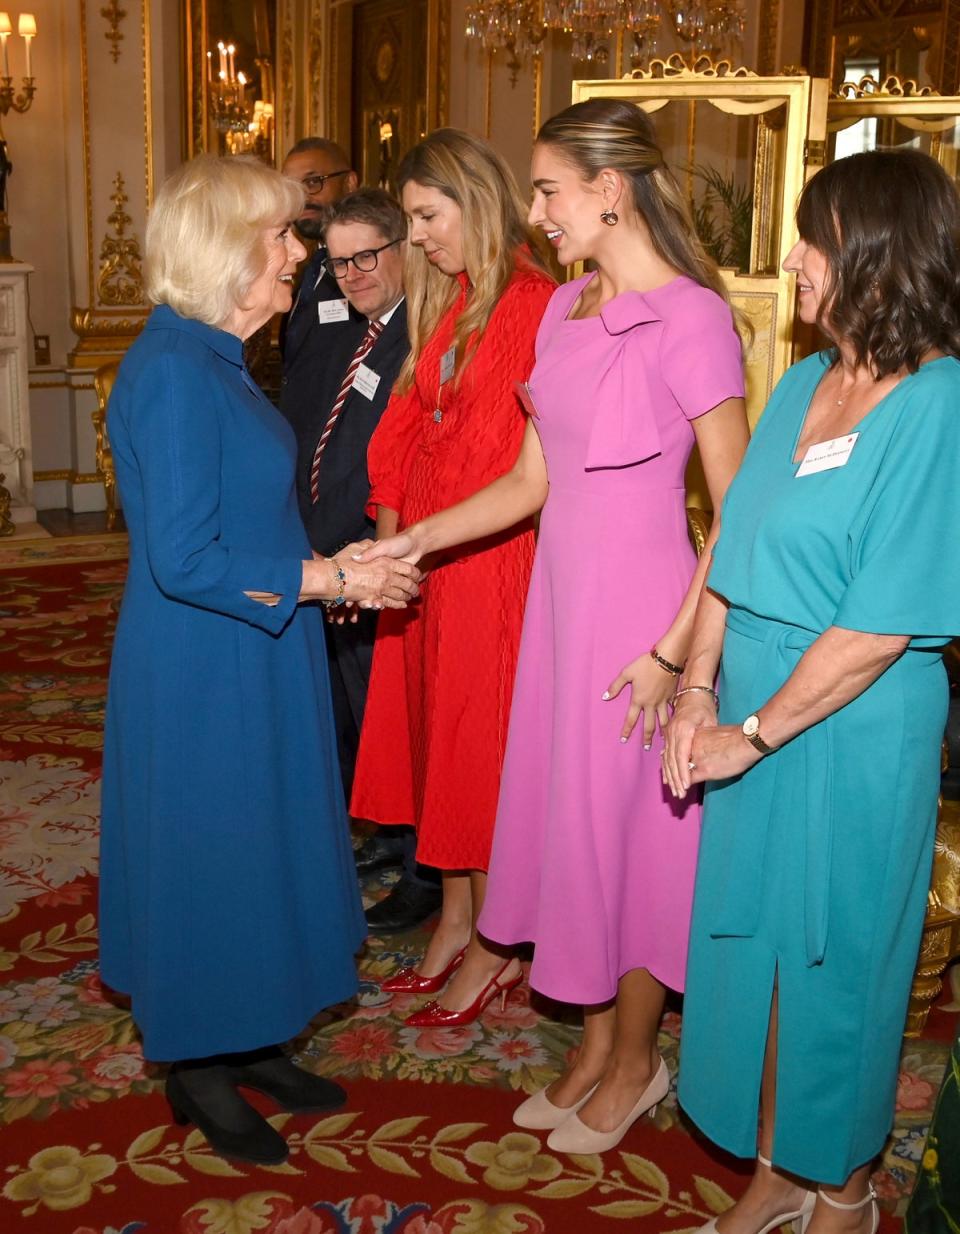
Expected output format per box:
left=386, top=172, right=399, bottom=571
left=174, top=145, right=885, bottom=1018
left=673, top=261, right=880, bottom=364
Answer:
left=281, top=187, right=441, bottom=932
left=280, top=138, right=359, bottom=393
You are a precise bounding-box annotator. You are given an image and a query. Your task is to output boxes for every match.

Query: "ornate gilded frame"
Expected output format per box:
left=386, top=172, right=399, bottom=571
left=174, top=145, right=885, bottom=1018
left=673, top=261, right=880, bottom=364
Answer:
left=807, top=0, right=960, bottom=94
left=828, top=72, right=960, bottom=179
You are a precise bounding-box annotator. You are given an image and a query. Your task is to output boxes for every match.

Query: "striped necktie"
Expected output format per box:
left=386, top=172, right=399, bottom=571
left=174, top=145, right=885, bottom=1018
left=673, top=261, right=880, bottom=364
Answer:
left=310, top=319, right=384, bottom=504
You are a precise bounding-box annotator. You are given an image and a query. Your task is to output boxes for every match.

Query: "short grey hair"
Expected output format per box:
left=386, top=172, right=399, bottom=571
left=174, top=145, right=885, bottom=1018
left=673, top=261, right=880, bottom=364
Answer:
left=324, top=188, right=406, bottom=246
left=145, top=154, right=304, bottom=328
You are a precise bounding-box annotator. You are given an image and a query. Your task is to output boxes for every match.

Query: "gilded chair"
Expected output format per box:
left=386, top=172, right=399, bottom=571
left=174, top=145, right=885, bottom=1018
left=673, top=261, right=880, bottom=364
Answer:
left=92, top=359, right=120, bottom=530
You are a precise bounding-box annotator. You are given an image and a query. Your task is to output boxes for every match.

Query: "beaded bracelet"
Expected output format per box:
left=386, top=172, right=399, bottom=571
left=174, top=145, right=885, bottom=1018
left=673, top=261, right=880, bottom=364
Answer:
left=322, top=558, right=347, bottom=608
left=673, top=685, right=719, bottom=708
left=650, top=647, right=684, bottom=676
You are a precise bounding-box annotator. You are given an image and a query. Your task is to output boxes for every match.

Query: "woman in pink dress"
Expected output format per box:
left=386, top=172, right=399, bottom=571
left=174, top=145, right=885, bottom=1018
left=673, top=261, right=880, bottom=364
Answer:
left=362, top=99, right=748, bottom=1151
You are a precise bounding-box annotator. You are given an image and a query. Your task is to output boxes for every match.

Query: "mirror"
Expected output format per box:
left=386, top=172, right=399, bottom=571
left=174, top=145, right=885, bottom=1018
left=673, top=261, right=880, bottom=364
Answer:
left=184, top=0, right=277, bottom=162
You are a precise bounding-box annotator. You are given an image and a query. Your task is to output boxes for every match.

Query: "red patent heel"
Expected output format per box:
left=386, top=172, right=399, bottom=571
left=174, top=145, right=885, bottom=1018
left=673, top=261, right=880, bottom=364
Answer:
left=403, top=959, right=522, bottom=1027
left=380, top=946, right=466, bottom=995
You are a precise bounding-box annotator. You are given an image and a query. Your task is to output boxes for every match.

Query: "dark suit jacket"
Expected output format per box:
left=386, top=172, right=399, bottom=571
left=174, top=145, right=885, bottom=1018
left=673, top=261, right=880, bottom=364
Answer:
left=281, top=298, right=410, bottom=558
left=280, top=247, right=343, bottom=362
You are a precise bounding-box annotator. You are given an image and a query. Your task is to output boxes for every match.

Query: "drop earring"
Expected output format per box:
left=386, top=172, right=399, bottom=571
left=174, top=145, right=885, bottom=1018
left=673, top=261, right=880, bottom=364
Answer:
left=600, top=209, right=619, bottom=226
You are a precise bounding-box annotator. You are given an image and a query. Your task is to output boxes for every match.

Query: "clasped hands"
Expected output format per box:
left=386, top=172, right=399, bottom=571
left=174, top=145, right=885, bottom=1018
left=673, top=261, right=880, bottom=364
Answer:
left=660, top=698, right=762, bottom=799
left=305, top=539, right=421, bottom=617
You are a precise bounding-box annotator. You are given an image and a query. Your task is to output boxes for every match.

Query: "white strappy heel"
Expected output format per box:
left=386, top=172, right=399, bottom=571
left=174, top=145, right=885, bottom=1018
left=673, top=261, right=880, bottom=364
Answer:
left=813, top=1183, right=879, bottom=1234
left=693, top=1153, right=817, bottom=1234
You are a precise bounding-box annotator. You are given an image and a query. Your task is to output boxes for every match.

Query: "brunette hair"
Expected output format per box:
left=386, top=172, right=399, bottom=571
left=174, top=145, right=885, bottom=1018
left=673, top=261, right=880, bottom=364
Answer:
left=395, top=127, right=547, bottom=392
left=536, top=98, right=732, bottom=309
left=796, top=148, right=960, bottom=375
left=146, top=154, right=303, bottom=328
left=325, top=188, right=405, bottom=244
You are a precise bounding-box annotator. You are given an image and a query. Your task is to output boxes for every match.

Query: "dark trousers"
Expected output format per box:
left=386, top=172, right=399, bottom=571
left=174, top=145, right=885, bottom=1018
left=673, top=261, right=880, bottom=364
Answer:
left=324, top=614, right=434, bottom=888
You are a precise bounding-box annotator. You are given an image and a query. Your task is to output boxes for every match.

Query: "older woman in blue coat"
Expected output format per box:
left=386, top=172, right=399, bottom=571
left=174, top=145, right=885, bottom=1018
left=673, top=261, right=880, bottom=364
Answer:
left=99, top=155, right=420, bottom=1166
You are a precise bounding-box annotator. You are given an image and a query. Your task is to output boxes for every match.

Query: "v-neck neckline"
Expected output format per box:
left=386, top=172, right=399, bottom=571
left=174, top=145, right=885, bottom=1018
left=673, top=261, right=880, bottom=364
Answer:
left=789, top=355, right=950, bottom=466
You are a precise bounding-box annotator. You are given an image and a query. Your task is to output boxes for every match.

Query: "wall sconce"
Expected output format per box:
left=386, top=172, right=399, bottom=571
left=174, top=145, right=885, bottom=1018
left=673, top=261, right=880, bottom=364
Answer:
left=0, top=10, right=38, bottom=260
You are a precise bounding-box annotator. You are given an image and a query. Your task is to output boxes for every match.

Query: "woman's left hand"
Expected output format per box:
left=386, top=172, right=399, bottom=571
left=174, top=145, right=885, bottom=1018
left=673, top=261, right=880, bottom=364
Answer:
left=671, top=725, right=763, bottom=793
left=604, top=654, right=676, bottom=747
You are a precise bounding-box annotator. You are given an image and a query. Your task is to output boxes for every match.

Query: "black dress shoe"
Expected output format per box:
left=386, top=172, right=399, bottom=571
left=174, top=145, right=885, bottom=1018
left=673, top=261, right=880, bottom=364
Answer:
left=354, top=833, right=406, bottom=876
left=166, top=1063, right=289, bottom=1165
left=227, top=1047, right=347, bottom=1113
left=365, top=876, right=443, bottom=933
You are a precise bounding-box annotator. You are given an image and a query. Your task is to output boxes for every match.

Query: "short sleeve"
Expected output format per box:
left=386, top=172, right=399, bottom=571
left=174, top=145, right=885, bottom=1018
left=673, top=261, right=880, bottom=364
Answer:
left=660, top=289, right=745, bottom=420
left=833, top=374, right=960, bottom=641
left=112, top=352, right=302, bottom=634
left=366, top=383, right=423, bottom=517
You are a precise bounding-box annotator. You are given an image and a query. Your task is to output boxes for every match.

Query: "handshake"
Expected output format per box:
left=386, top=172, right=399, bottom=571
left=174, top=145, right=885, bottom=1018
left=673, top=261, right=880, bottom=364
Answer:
left=309, top=538, right=421, bottom=616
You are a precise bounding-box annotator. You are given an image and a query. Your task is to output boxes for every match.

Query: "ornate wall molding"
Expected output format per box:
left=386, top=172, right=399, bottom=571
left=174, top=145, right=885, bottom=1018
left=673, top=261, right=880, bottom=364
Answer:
left=101, top=0, right=127, bottom=63
left=96, top=173, right=144, bottom=307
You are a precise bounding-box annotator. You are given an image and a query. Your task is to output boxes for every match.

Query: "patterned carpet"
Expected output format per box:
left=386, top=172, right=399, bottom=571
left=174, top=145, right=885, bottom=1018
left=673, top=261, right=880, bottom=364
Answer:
left=0, top=536, right=955, bottom=1233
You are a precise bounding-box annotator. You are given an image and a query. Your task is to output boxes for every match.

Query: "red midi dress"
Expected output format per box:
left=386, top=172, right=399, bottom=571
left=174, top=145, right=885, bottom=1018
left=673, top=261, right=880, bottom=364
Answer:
left=350, top=263, right=554, bottom=870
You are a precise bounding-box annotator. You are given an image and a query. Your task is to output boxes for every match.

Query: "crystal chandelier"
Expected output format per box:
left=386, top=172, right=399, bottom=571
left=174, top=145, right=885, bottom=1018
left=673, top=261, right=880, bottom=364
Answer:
left=465, top=1, right=745, bottom=71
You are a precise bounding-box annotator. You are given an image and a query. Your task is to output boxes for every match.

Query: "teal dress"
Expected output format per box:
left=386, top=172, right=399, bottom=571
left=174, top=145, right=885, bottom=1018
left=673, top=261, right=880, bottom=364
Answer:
left=678, top=352, right=960, bottom=1185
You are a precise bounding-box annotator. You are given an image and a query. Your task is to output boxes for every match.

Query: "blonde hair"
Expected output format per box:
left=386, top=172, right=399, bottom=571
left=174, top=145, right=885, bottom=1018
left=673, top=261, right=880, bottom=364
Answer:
left=395, top=128, right=546, bottom=393
left=145, top=154, right=304, bottom=328
left=537, top=99, right=733, bottom=311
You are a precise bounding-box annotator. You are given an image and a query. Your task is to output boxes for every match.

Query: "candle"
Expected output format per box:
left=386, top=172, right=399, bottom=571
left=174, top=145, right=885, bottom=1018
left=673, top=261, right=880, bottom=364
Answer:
left=237, top=70, right=246, bottom=87
left=19, top=13, right=35, bottom=78
left=217, top=40, right=226, bottom=78
left=227, top=43, right=235, bottom=83
left=0, top=13, right=10, bottom=79
left=206, top=49, right=212, bottom=81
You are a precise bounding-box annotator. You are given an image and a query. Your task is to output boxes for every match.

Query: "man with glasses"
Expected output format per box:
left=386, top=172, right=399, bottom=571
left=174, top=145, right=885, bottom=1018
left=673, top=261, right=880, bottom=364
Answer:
left=280, top=138, right=359, bottom=374
left=282, top=187, right=442, bottom=933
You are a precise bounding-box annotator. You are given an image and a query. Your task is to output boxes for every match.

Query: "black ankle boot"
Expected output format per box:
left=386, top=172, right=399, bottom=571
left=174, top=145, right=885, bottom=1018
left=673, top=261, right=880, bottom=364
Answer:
left=226, top=1046, right=347, bottom=1113
left=166, top=1061, right=289, bottom=1165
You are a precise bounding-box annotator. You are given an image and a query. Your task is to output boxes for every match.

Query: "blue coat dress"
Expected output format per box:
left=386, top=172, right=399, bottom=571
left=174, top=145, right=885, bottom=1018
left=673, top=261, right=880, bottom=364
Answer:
left=679, top=353, right=960, bottom=1184
left=99, top=305, right=366, bottom=1062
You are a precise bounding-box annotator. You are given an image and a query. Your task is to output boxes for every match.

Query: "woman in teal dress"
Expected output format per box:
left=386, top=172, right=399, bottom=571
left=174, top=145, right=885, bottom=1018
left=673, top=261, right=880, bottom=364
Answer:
left=663, top=150, right=960, bottom=1234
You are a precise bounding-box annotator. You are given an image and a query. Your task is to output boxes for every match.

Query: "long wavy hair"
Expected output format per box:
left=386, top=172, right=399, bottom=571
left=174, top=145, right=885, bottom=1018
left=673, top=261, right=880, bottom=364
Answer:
left=796, top=148, right=960, bottom=376
left=395, top=128, right=547, bottom=393
left=536, top=98, right=733, bottom=310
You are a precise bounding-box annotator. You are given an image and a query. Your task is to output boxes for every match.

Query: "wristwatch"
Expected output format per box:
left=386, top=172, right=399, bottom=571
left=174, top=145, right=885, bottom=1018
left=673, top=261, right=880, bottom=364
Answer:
left=742, top=714, right=775, bottom=755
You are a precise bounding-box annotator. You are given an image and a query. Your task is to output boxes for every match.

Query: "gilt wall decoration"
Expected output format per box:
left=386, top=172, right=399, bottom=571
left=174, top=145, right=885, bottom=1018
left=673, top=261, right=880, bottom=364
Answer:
left=96, top=173, right=144, bottom=307
left=100, top=0, right=127, bottom=63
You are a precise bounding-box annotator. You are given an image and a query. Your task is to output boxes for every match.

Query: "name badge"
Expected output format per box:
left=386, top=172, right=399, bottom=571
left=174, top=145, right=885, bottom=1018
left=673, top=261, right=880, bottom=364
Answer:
left=352, top=363, right=381, bottom=401
left=795, top=432, right=859, bottom=477
left=317, top=298, right=350, bottom=325
left=514, top=380, right=540, bottom=419
left=439, top=346, right=456, bottom=385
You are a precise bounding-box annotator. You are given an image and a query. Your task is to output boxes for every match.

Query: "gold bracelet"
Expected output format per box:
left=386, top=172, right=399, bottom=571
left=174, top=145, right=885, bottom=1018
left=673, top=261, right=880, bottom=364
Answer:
left=673, top=685, right=719, bottom=708
left=650, top=647, right=684, bottom=676
left=322, top=557, right=346, bottom=609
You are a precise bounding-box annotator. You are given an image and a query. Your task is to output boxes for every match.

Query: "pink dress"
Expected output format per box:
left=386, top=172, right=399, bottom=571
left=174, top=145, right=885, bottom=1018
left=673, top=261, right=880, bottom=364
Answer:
left=477, top=273, right=745, bottom=1004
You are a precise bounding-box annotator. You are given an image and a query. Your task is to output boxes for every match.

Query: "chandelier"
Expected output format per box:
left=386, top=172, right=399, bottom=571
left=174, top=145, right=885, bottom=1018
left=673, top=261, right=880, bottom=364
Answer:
left=465, top=1, right=745, bottom=72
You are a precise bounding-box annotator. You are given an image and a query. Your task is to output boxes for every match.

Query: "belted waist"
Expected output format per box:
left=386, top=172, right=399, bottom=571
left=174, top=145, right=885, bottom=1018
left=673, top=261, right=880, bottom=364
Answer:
left=710, top=609, right=831, bottom=966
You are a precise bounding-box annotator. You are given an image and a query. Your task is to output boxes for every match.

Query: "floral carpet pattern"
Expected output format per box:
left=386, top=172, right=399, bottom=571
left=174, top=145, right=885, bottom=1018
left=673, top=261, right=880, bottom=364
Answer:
left=0, top=537, right=954, bottom=1232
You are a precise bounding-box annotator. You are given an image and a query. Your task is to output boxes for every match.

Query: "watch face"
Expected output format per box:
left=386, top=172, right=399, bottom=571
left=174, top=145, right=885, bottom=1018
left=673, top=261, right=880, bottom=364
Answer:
left=742, top=714, right=760, bottom=737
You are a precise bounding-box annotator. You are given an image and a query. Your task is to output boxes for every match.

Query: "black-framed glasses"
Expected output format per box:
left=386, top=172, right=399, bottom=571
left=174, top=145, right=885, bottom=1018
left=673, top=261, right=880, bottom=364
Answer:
left=300, top=169, right=351, bottom=195
left=323, top=237, right=403, bottom=279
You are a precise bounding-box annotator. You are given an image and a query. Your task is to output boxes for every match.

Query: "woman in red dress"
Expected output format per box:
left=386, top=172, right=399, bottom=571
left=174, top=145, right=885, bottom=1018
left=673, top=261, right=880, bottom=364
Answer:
left=351, top=129, right=555, bottom=1024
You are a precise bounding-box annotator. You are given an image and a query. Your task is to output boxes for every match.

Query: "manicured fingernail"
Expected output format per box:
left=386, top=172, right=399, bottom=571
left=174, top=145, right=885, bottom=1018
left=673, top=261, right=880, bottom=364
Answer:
left=601, top=691, right=610, bottom=700
left=643, top=743, right=651, bottom=751
left=620, top=736, right=628, bottom=744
